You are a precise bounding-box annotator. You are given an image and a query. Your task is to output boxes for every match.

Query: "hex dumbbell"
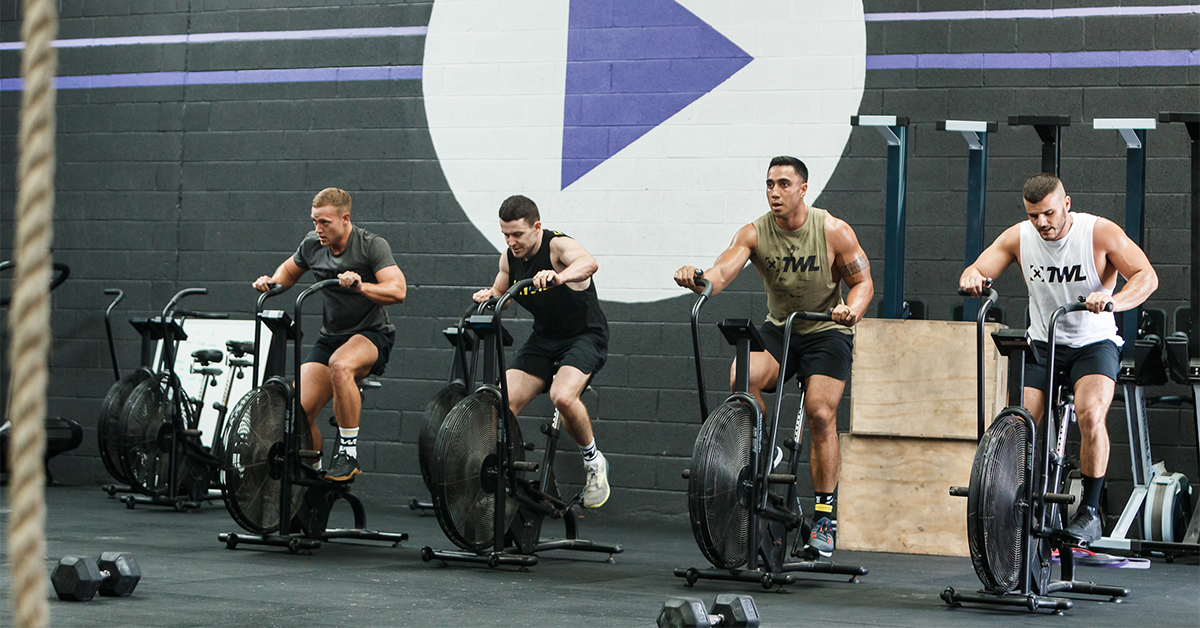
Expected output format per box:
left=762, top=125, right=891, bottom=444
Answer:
left=51, top=553, right=141, bottom=601
left=657, top=594, right=760, bottom=627
left=710, top=594, right=761, bottom=627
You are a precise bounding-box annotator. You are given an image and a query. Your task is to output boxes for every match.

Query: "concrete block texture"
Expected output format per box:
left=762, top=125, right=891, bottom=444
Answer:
left=0, top=1, right=1195, bottom=527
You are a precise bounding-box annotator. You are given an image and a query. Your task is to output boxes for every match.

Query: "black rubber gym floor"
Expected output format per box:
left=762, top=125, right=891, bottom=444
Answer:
left=2, top=485, right=1197, bottom=627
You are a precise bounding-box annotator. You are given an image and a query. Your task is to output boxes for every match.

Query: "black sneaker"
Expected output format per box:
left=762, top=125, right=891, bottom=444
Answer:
left=325, top=451, right=361, bottom=482
left=1060, top=505, right=1103, bottom=547
left=806, top=517, right=835, bottom=559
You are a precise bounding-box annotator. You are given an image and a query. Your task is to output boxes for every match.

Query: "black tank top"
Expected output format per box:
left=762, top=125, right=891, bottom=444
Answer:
left=507, top=230, right=609, bottom=340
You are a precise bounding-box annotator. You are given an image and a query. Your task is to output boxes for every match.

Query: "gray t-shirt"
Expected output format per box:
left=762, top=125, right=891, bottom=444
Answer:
left=292, top=226, right=397, bottom=336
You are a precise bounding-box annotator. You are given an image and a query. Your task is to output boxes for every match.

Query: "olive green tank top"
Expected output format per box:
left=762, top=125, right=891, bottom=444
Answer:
left=751, top=208, right=848, bottom=336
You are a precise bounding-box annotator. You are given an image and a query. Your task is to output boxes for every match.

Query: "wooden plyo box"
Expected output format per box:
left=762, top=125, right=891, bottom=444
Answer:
left=849, top=318, right=1007, bottom=440
left=837, top=434, right=977, bottom=557
left=838, top=318, right=1009, bottom=556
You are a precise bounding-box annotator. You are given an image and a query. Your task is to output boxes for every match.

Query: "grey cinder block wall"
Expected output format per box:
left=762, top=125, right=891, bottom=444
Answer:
left=1, top=0, right=1197, bottom=527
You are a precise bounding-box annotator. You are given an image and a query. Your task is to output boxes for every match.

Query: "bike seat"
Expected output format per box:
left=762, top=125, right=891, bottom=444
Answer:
left=1119, top=334, right=1168, bottom=386
left=226, top=340, right=255, bottom=357
left=442, top=326, right=477, bottom=350
left=356, top=377, right=382, bottom=391
left=191, top=349, right=223, bottom=365
left=1164, top=332, right=1193, bottom=385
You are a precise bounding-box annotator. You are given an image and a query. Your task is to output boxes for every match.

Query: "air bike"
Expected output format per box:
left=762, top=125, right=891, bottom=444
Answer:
left=421, top=278, right=623, bottom=568
left=217, top=280, right=408, bottom=553
left=942, top=287, right=1131, bottom=612
left=109, top=288, right=233, bottom=511
left=411, top=302, right=485, bottom=513
left=675, top=276, right=868, bottom=589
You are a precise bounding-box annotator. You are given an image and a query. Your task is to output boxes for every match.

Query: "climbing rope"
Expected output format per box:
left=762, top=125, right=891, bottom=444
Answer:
left=8, top=0, right=58, bottom=625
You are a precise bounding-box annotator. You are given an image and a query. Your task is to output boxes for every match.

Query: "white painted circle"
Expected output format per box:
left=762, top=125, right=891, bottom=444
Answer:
left=424, top=0, right=866, bottom=302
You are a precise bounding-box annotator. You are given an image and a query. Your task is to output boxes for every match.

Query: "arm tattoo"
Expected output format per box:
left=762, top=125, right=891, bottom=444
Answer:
left=838, top=255, right=869, bottom=278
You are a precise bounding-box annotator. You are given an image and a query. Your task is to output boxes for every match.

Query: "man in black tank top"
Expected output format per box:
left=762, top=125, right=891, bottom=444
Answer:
left=674, top=157, right=875, bottom=558
left=472, top=195, right=611, bottom=508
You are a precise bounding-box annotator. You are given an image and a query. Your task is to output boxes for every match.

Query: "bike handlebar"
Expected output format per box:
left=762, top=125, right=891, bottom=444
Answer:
left=506, top=277, right=536, bottom=295
left=690, top=273, right=713, bottom=421
left=961, top=282, right=998, bottom=441
left=789, top=310, right=834, bottom=322
left=103, top=288, right=125, bottom=381
left=296, top=279, right=340, bottom=312
left=175, top=310, right=229, bottom=320
left=256, top=283, right=289, bottom=312
left=49, top=263, right=70, bottom=293
left=957, top=286, right=999, bottom=306
left=162, top=287, right=207, bottom=318
left=104, top=288, right=124, bottom=314
left=0, top=261, right=70, bottom=307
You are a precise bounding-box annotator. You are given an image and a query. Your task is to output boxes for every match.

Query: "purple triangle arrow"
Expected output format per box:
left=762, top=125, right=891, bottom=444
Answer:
left=561, top=0, right=753, bottom=189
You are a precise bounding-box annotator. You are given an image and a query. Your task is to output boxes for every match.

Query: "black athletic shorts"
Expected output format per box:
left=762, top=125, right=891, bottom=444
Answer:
left=510, top=331, right=607, bottom=384
left=1024, top=338, right=1120, bottom=392
left=759, top=323, right=854, bottom=388
left=303, top=328, right=395, bottom=376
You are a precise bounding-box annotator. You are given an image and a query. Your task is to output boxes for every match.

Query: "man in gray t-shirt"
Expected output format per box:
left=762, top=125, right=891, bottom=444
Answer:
left=253, top=188, right=407, bottom=481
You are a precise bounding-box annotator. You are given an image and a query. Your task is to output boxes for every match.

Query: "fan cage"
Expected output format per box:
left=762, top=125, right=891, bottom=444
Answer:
left=430, top=390, right=523, bottom=552
left=221, top=380, right=304, bottom=535
left=97, top=369, right=150, bottom=484
left=967, top=413, right=1029, bottom=593
left=119, top=375, right=173, bottom=495
left=688, top=400, right=753, bottom=569
left=419, top=382, right=467, bottom=492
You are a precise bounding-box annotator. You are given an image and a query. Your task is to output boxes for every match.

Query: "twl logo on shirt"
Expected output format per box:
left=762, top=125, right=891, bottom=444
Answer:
left=1029, top=264, right=1087, bottom=283
left=766, top=255, right=820, bottom=274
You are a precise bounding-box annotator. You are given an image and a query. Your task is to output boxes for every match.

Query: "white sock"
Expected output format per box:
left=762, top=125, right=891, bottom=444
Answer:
left=312, top=456, right=323, bottom=471
left=338, top=427, right=359, bottom=459
left=580, top=439, right=598, bottom=463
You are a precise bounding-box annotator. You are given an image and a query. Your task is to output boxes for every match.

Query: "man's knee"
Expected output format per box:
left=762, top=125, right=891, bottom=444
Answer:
left=327, top=356, right=358, bottom=382
left=549, top=386, right=581, bottom=411
left=1074, top=405, right=1109, bottom=433
left=807, top=407, right=838, bottom=438
left=328, top=350, right=373, bottom=382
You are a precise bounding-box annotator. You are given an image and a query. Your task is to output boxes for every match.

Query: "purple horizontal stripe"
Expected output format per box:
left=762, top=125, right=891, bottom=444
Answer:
left=0, top=66, right=422, bottom=91
left=866, top=50, right=1198, bottom=70
left=0, top=26, right=427, bottom=51
left=866, top=4, right=1200, bottom=22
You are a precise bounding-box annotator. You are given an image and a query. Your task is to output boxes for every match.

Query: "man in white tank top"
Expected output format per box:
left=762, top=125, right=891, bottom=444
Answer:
left=960, top=173, right=1158, bottom=546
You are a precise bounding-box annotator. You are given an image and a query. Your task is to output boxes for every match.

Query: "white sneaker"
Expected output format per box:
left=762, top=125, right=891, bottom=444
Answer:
left=582, top=451, right=610, bottom=509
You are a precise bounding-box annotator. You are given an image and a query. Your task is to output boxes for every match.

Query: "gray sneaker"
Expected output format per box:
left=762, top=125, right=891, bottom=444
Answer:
left=807, top=517, right=835, bottom=558
left=582, top=451, right=610, bottom=509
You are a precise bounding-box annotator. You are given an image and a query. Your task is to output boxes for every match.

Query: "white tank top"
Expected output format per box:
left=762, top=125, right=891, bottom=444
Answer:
left=1019, top=212, right=1121, bottom=348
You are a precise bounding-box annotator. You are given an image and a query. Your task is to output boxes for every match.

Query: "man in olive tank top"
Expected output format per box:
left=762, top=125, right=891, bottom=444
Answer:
left=674, top=156, right=874, bottom=558
left=473, top=195, right=612, bottom=509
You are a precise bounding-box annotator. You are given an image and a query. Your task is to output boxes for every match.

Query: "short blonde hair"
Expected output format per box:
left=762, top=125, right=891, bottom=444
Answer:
left=312, top=187, right=351, bottom=214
